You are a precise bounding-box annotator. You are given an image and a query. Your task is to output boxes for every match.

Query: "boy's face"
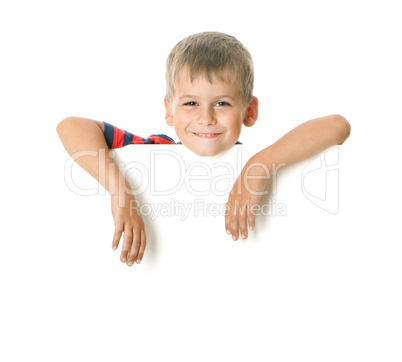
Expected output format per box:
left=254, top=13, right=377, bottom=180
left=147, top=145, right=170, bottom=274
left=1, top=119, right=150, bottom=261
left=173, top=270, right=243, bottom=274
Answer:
left=164, top=69, right=258, bottom=157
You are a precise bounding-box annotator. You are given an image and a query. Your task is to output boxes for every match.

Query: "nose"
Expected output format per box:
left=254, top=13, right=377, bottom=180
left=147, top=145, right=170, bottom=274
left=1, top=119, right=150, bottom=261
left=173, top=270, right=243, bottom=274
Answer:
left=196, top=106, right=217, bottom=126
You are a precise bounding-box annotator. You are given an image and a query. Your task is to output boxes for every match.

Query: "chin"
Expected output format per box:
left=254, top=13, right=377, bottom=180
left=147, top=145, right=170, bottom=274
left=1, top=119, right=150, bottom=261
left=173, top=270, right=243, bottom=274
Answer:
left=189, top=146, right=221, bottom=157
left=193, top=149, right=218, bottom=157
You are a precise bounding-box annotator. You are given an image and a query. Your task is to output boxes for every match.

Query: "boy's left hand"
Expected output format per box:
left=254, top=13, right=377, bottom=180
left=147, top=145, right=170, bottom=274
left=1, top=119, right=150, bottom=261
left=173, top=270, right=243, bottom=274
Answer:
left=225, top=156, right=269, bottom=240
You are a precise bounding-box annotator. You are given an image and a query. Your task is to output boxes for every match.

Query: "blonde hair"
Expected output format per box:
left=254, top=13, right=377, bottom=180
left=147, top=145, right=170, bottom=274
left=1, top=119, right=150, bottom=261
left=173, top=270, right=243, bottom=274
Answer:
left=166, top=32, right=254, bottom=103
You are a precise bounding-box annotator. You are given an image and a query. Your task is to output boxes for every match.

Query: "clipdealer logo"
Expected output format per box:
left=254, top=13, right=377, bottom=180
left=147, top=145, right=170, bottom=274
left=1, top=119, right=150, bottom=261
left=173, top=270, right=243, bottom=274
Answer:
left=63, top=147, right=341, bottom=217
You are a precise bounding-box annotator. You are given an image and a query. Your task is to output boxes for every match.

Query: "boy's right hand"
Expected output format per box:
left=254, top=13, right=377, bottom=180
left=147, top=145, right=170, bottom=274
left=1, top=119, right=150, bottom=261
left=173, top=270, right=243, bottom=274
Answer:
left=56, top=117, right=147, bottom=266
left=111, top=192, right=146, bottom=266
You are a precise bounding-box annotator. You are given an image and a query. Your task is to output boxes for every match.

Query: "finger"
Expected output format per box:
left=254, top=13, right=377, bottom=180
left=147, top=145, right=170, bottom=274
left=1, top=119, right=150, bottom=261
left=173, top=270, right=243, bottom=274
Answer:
left=225, top=203, right=231, bottom=235
left=120, top=229, right=133, bottom=263
left=248, top=208, right=256, bottom=231
left=238, top=201, right=249, bottom=239
left=239, top=214, right=248, bottom=240
left=112, top=224, right=123, bottom=250
left=230, top=217, right=239, bottom=241
left=135, top=231, right=147, bottom=264
left=127, top=229, right=141, bottom=266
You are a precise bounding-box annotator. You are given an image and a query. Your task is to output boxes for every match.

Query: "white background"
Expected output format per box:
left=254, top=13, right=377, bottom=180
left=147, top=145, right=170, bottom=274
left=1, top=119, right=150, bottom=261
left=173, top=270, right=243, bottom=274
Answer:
left=1, top=0, right=401, bottom=361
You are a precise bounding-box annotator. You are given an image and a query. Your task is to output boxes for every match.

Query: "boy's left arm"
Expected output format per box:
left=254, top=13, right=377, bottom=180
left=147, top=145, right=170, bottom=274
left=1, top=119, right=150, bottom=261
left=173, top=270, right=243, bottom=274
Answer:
left=225, top=114, right=351, bottom=240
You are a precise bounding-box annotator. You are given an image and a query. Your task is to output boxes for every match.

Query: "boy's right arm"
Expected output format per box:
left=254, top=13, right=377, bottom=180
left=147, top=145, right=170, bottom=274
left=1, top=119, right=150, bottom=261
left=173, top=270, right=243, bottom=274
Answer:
left=56, top=117, right=146, bottom=266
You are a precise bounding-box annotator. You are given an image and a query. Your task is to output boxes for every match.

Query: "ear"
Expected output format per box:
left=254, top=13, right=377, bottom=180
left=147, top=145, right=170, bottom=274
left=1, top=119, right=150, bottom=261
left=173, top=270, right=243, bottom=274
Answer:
left=164, top=97, right=174, bottom=126
left=243, top=96, right=259, bottom=127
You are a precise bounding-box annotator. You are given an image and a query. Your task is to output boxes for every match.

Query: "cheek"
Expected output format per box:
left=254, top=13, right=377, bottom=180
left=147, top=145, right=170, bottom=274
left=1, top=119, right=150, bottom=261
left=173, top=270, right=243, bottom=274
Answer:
left=225, top=115, right=243, bottom=133
left=174, top=108, right=190, bottom=122
left=173, top=118, right=189, bottom=136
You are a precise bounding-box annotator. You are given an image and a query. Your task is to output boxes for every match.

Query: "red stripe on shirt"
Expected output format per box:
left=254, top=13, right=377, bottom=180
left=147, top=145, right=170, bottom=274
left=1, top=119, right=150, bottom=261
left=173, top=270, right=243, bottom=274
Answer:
left=150, top=135, right=174, bottom=144
left=113, top=127, right=125, bottom=148
left=132, top=135, right=143, bottom=144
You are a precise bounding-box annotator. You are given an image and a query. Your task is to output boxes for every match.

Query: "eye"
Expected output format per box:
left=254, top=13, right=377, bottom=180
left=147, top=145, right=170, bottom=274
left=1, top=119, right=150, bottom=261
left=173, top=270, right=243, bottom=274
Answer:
left=184, top=101, right=197, bottom=106
left=215, top=101, right=230, bottom=107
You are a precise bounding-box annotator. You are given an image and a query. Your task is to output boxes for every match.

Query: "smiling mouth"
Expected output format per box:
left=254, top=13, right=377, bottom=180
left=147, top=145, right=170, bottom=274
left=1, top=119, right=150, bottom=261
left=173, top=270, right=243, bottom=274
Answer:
left=193, top=132, right=221, bottom=138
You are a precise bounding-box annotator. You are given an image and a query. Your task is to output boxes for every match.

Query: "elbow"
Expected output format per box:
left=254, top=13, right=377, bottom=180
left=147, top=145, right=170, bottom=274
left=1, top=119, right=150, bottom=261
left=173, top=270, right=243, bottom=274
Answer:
left=56, top=116, right=104, bottom=138
left=56, top=116, right=77, bottom=137
left=332, top=114, right=351, bottom=145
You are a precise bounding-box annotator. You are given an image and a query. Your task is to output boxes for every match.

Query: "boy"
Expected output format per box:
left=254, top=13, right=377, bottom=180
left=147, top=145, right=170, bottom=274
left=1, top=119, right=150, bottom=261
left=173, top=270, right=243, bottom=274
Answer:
left=57, top=32, right=350, bottom=267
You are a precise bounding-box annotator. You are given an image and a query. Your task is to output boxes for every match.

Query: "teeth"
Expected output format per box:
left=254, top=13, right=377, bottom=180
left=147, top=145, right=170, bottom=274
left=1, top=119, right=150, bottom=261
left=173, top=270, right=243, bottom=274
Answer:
left=195, top=133, right=216, bottom=137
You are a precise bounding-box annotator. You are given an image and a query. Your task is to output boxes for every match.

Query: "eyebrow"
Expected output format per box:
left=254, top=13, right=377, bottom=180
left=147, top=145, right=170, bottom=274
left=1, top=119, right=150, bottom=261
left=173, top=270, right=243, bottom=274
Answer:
left=178, top=95, right=198, bottom=100
left=178, top=95, right=236, bottom=101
